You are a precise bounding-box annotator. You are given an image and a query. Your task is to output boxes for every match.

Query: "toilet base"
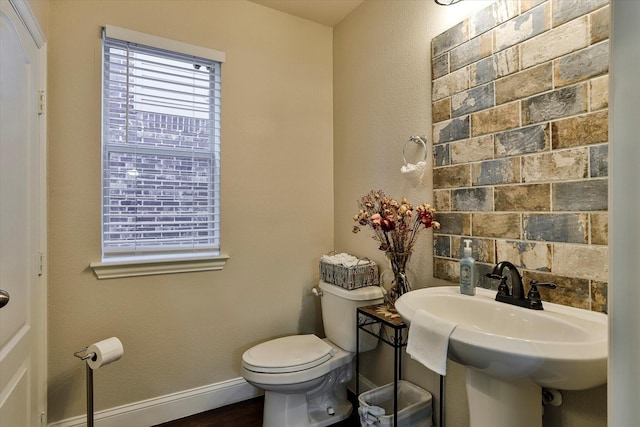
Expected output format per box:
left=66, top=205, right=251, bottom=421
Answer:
left=262, top=364, right=353, bottom=427
left=263, top=391, right=352, bottom=427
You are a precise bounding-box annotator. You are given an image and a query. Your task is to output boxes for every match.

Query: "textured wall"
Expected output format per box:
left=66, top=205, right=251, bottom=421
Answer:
left=431, top=0, right=610, bottom=312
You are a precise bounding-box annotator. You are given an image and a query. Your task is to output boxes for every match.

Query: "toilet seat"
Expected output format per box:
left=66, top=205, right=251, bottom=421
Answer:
left=242, top=334, right=336, bottom=374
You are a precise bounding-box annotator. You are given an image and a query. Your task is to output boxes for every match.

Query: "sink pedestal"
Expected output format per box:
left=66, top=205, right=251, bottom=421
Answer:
left=466, top=368, right=542, bottom=427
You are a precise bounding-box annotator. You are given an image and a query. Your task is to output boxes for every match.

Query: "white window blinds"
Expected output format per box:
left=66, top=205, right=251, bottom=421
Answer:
left=102, top=29, right=222, bottom=260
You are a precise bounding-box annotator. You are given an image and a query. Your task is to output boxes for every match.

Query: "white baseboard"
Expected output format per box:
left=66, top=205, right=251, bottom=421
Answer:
left=48, top=377, right=262, bottom=427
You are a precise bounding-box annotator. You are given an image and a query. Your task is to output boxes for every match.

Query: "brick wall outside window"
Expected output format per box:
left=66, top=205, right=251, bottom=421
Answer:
left=103, top=41, right=220, bottom=255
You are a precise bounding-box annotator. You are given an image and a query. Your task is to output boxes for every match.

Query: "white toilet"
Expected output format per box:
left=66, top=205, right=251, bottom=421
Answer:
left=241, top=280, right=385, bottom=427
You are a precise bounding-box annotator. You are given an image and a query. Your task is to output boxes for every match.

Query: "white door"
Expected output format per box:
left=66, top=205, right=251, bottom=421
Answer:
left=0, top=0, right=46, bottom=425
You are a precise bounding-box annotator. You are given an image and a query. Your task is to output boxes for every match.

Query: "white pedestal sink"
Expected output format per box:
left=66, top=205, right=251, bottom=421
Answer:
left=395, top=286, right=607, bottom=427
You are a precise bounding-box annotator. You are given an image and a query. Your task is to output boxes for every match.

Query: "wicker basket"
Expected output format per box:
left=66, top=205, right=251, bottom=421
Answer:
left=319, top=255, right=379, bottom=290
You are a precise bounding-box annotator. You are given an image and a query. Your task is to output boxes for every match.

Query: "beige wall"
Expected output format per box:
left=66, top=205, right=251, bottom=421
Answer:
left=27, top=0, right=48, bottom=38
left=333, top=1, right=604, bottom=427
left=46, top=0, right=333, bottom=422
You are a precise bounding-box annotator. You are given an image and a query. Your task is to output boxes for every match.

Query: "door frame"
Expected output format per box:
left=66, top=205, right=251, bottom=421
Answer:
left=5, top=0, right=47, bottom=423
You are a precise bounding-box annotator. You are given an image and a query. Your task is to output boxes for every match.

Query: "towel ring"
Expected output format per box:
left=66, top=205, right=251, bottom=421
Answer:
left=402, top=136, right=428, bottom=165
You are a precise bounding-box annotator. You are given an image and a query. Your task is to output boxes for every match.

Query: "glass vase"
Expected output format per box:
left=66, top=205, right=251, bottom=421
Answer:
left=385, top=250, right=412, bottom=307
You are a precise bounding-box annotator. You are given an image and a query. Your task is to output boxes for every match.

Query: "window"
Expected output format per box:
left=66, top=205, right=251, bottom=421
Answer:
left=93, top=26, right=227, bottom=278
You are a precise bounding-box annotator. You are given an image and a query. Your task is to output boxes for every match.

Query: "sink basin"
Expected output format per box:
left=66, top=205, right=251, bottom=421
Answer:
left=395, top=286, right=607, bottom=389
left=395, top=286, right=608, bottom=427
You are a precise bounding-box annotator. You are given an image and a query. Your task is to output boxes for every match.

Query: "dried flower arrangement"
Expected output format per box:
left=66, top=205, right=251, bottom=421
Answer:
left=352, top=190, right=440, bottom=306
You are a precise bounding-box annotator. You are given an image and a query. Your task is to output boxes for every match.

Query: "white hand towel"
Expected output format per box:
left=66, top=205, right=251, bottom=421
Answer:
left=336, top=253, right=360, bottom=267
left=400, top=160, right=427, bottom=187
left=406, top=309, right=459, bottom=376
left=321, top=253, right=360, bottom=266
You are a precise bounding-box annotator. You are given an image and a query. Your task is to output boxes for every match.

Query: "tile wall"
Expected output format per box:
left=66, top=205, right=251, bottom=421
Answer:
left=431, top=0, right=609, bottom=312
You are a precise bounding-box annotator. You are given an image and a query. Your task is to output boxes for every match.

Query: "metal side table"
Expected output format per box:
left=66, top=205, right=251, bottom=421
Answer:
left=356, top=304, right=407, bottom=427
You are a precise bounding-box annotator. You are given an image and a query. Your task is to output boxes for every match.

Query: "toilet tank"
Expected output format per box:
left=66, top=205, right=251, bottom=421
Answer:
left=318, top=280, right=384, bottom=353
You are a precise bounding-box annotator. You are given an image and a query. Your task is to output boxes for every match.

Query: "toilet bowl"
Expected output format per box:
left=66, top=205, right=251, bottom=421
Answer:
left=241, top=281, right=385, bottom=427
left=242, top=335, right=354, bottom=427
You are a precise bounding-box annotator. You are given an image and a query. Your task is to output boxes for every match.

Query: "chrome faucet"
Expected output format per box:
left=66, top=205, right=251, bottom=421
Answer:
left=486, top=261, right=557, bottom=310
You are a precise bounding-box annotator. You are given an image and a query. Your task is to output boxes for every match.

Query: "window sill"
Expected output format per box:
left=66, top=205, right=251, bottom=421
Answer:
left=90, top=253, right=230, bottom=279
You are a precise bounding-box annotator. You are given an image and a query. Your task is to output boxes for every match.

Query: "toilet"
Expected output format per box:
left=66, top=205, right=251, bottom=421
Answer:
left=241, top=280, right=385, bottom=427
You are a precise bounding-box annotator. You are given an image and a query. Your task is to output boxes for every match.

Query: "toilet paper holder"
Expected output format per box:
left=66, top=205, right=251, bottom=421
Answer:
left=74, top=347, right=96, bottom=362
left=74, top=337, right=124, bottom=426
left=74, top=347, right=97, bottom=427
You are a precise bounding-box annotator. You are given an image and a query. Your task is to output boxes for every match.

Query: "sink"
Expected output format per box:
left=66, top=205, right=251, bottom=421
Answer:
left=395, top=286, right=607, bottom=389
left=395, top=286, right=608, bottom=427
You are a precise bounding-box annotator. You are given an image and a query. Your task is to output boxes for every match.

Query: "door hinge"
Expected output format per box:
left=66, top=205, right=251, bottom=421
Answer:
left=38, top=90, right=45, bottom=115
left=40, top=411, right=46, bottom=426
left=38, top=252, right=44, bottom=276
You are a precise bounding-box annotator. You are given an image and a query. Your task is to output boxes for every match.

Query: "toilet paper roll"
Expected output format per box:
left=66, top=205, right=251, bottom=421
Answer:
left=87, top=337, right=124, bottom=370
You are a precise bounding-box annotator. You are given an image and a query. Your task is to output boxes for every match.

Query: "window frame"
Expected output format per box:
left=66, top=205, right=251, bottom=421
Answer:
left=91, top=26, right=228, bottom=279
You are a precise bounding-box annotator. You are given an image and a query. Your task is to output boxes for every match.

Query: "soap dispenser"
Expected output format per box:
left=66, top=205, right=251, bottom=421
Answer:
left=460, top=239, right=476, bottom=296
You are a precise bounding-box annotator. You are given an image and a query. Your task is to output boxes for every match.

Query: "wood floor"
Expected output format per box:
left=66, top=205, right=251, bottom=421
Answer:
left=154, top=394, right=361, bottom=427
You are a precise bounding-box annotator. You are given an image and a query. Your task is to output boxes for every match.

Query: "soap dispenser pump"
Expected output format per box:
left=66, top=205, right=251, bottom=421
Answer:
left=460, top=239, right=476, bottom=296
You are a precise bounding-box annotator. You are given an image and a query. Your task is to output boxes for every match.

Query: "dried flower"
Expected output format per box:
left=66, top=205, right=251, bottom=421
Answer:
left=352, top=190, right=440, bottom=254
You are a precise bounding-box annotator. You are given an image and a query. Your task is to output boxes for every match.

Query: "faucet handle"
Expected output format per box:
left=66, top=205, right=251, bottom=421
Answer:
left=527, top=280, right=557, bottom=310
left=531, top=280, right=557, bottom=289
left=485, top=273, right=511, bottom=296
left=497, top=276, right=511, bottom=297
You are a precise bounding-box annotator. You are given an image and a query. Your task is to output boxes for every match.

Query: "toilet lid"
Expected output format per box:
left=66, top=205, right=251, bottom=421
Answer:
left=242, top=335, right=335, bottom=373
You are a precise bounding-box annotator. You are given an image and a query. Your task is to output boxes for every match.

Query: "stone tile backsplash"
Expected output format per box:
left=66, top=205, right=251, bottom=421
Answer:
left=431, top=0, right=609, bottom=312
